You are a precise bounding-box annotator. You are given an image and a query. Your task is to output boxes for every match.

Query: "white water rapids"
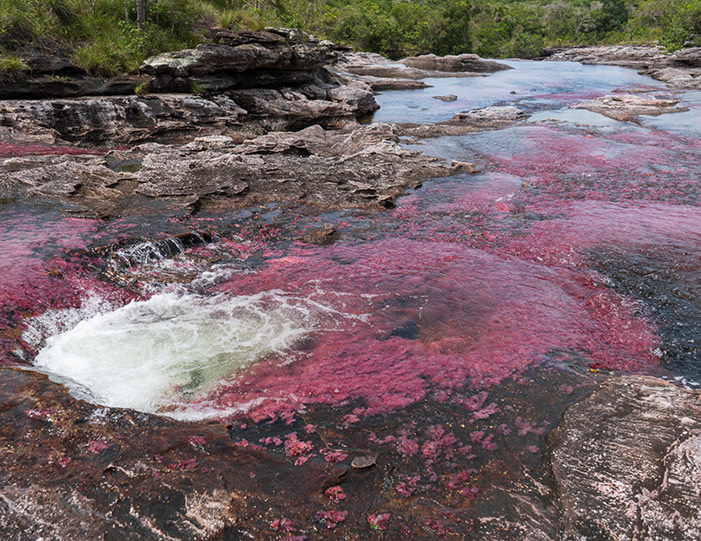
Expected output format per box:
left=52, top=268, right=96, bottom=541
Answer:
left=33, top=290, right=330, bottom=417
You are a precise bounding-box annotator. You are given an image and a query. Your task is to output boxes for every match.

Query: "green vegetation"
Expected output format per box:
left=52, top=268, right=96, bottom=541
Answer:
left=0, top=53, right=29, bottom=80
left=0, top=0, right=698, bottom=77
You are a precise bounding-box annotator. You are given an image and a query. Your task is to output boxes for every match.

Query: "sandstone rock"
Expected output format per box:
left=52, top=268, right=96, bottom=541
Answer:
left=0, top=75, right=147, bottom=99
left=397, top=105, right=530, bottom=138
left=433, top=94, right=458, bottom=102
left=363, top=78, right=431, bottom=91
left=332, top=51, right=489, bottom=92
left=0, top=79, right=377, bottom=145
left=544, top=45, right=668, bottom=69
left=571, top=94, right=689, bottom=122
left=142, top=42, right=334, bottom=78
left=328, top=83, right=379, bottom=115
left=0, top=123, right=455, bottom=217
left=0, top=94, right=248, bottom=145
left=667, top=47, right=701, bottom=67
left=401, top=53, right=512, bottom=73
left=548, top=376, right=701, bottom=540
left=453, top=105, right=528, bottom=123
left=544, top=46, right=701, bottom=89
left=301, top=224, right=339, bottom=245
left=647, top=66, right=701, bottom=90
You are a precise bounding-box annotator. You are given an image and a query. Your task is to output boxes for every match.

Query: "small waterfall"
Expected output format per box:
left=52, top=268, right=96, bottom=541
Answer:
left=102, top=231, right=213, bottom=270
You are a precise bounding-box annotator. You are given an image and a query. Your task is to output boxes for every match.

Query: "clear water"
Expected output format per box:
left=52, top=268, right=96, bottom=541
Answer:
left=2, top=61, right=699, bottom=424
left=371, top=60, right=669, bottom=124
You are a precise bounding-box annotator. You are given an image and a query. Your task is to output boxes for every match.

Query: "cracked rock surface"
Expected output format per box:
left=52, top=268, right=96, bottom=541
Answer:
left=548, top=376, right=701, bottom=540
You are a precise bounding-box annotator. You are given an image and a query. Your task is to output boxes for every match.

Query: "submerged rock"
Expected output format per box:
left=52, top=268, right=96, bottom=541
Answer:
left=301, top=224, right=340, bottom=245
left=433, top=94, right=458, bottom=102
left=0, top=368, right=346, bottom=540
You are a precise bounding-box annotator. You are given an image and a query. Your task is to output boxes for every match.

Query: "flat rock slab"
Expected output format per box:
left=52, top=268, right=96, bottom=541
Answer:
left=1, top=123, right=461, bottom=217
left=401, top=53, right=512, bottom=73
left=398, top=106, right=530, bottom=138
left=571, top=94, right=689, bottom=122
left=0, top=368, right=346, bottom=540
left=549, top=375, right=701, bottom=540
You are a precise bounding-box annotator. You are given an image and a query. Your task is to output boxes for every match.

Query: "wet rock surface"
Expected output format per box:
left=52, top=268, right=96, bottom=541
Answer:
left=545, top=45, right=701, bottom=89
left=398, top=105, right=530, bottom=138
left=549, top=376, right=701, bottom=540
left=1, top=45, right=700, bottom=541
left=0, top=368, right=346, bottom=541
left=571, top=94, right=689, bottom=122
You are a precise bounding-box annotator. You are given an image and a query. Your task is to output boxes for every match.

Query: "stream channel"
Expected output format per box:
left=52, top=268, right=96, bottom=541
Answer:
left=1, top=60, right=700, bottom=537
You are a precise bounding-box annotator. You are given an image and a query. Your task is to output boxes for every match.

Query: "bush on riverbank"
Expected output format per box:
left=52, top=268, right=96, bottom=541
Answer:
left=0, top=0, right=698, bottom=77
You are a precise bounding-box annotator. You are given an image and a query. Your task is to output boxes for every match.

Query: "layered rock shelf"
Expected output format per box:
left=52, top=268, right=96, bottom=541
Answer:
left=545, top=45, right=701, bottom=89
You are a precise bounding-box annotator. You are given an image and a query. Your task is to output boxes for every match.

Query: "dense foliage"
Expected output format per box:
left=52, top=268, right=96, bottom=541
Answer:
left=0, top=0, right=699, bottom=76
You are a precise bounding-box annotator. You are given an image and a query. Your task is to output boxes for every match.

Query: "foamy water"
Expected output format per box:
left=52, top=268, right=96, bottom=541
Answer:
left=34, top=290, right=333, bottom=416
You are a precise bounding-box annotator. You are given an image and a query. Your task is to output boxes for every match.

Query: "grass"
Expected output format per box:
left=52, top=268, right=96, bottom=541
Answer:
left=0, top=0, right=211, bottom=76
left=0, top=53, right=29, bottom=80
left=0, top=0, right=698, bottom=76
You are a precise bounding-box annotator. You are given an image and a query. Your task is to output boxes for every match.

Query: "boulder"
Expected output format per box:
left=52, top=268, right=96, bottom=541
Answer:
left=571, top=94, right=689, bottom=121
left=400, top=53, right=512, bottom=73
left=667, top=47, right=701, bottom=67
left=141, top=42, right=335, bottom=78
left=452, top=105, right=528, bottom=123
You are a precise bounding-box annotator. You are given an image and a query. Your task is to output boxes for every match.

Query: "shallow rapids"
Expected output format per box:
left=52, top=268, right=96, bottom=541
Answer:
left=33, top=291, right=332, bottom=417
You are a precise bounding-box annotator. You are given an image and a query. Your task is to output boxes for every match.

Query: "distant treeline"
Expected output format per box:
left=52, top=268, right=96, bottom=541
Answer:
left=0, top=0, right=699, bottom=77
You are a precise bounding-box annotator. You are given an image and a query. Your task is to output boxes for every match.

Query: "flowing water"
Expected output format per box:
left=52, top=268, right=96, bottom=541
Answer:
left=1, top=61, right=700, bottom=520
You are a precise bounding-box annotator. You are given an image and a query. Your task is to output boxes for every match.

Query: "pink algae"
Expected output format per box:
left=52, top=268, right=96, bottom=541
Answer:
left=0, top=142, right=103, bottom=157
left=315, top=510, right=348, bottom=529
left=284, top=433, right=313, bottom=457
left=86, top=440, right=111, bottom=454
left=367, top=513, right=391, bottom=530
left=324, top=486, right=346, bottom=503
left=199, top=234, right=659, bottom=419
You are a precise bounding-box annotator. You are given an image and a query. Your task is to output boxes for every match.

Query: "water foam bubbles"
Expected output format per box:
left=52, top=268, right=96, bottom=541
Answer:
left=34, top=290, right=330, bottom=417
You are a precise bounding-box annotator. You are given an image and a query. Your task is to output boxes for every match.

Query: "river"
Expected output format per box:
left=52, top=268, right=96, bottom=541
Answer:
left=1, top=59, right=699, bottom=537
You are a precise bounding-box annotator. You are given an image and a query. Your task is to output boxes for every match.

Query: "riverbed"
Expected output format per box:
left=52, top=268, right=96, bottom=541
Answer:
left=1, top=60, right=699, bottom=538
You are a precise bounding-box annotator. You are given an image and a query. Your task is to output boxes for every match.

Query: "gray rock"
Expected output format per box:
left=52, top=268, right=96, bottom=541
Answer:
left=544, top=46, right=701, bottom=89
left=571, top=94, right=689, bottom=121
left=0, top=123, right=456, bottom=217
left=549, top=376, right=701, bottom=540
left=433, top=94, right=458, bottom=102
left=401, top=53, right=512, bottom=73
left=453, top=105, right=528, bottom=122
